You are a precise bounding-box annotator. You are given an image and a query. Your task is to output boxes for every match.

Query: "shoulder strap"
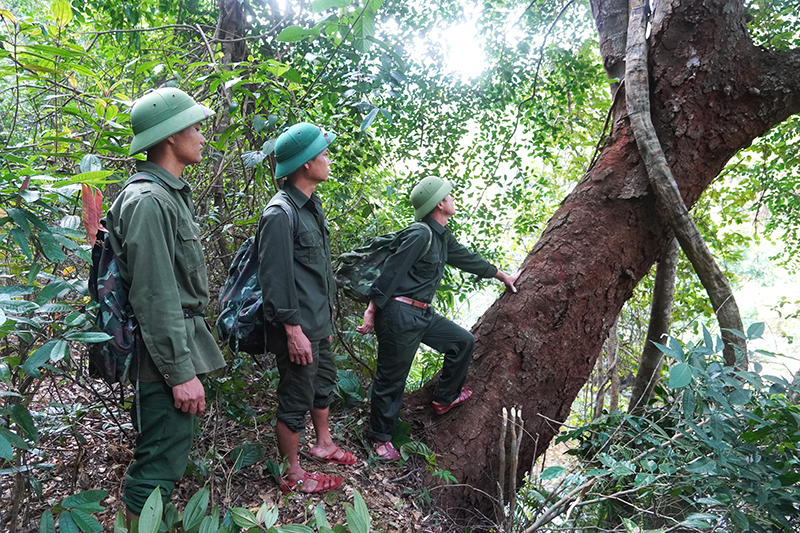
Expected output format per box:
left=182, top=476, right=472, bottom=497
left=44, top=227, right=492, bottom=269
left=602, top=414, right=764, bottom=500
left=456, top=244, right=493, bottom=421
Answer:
left=411, top=222, right=433, bottom=256
left=125, top=171, right=168, bottom=190
left=265, top=192, right=295, bottom=234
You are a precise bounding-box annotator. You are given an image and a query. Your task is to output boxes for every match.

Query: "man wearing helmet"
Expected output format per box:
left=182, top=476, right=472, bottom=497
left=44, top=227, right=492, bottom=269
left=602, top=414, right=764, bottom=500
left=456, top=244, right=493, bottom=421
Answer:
left=357, top=177, right=521, bottom=460
left=107, top=87, right=225, bottom=520
left=256, top=123, right=355, bottom=495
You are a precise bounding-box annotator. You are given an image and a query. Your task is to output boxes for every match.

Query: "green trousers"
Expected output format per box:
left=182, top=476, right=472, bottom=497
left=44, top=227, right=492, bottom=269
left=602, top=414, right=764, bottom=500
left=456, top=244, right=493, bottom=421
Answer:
left=122, top=380, right=196, bottom=515
left=367, top=299, right=475, bottom=443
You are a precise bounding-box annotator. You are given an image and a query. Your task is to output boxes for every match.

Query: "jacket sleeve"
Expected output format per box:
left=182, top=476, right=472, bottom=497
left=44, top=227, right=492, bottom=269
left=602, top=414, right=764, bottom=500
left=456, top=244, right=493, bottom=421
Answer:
left=368, top=225, right=430, bottom=309
left=445, top=231, right=498, bottom=279
left=120, top=191, right=196, bottom=386
left=257, top=206, right=300, bottom=325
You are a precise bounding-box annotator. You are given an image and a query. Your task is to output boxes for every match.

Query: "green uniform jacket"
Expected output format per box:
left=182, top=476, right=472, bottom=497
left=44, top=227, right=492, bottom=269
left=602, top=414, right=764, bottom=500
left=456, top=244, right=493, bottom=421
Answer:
left=256, top=183, right=335, bottom=341
left=106, top=161, right=225, bottom=385
left=369, top=216, right=498, bottom=309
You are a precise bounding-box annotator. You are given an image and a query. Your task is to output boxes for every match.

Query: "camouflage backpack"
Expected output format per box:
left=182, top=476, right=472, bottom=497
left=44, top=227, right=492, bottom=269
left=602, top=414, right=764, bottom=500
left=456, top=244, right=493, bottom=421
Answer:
left=334, top=222, right=432, bottom=304
left=217, top=195, right=294, bottom=355
left=87, top=172, right=166, bottom=385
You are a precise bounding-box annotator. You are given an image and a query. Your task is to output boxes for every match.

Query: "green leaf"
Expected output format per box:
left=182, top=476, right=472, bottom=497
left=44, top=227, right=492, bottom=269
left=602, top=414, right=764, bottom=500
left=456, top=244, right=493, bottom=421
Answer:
left=230, top=508, right=259, bottom=529
left=39, top=510, right=56, bottom=533
left=58, top=511, right=80, bottom=533
left=198, top=514, right=219, bottom=533
left=11, top=228, right=32, bottom=259
left=685, top=457, right=717, bottom=475
left=0, top=431, right=13, bottom=460
left=253, top=115, right=267, bottom=133
left=277, top=525, right=314, bottom=533
left=183, top=487, right=209, bottom=533
left=138, top=488, right=164, bottom=533
left=345, top=490, right=370, bottom=533
left=746, top=322, right=765, bottom=339
left=231, top=443, right=266, bottom=471
left=11, top=403, right=39, bottom=442
left=64, top=331, right=112, bottom=343
left=256, top=502, right=278, bottom=529
left=38, top=231, right=66, bottom=263
left=23, top=340, right=69, bottom=377
left=51, top=0, right=72, bottom=27
left=0, top=286, right=36, bottom=298
left=360, top=108, right=379, bottom=132
left=62, top=490, right=107, bottom=509
left=311, top=0, right=350, bottom=12
left=314, top=503, right=330, bottom=530
left=277, top=26, right=320, bottom=42
left=669, top=362, right=693, bottom=389
left=539, top=466, right=565, bottom=480
left=70, top=508, right=103, bottom=532
left=0, top=299, right=39, bottom=314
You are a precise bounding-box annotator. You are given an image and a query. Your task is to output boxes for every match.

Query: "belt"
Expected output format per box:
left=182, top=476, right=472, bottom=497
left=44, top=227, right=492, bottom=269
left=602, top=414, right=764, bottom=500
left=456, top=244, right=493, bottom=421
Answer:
left=182, top=307, right=205, bottom=319
left=391, top=296, right=430, bottom=310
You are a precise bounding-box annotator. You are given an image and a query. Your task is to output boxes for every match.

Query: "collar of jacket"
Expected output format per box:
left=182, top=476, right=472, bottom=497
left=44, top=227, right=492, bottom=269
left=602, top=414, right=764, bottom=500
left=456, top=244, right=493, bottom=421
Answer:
left=135, top=160, right=190, bottom=192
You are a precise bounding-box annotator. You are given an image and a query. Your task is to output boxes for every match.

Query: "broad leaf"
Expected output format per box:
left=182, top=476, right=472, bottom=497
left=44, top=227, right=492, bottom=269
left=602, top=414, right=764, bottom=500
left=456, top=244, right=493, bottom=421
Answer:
left=81, top=184, right=103, bottom=247
left=669, top=362, right=693, bottom=389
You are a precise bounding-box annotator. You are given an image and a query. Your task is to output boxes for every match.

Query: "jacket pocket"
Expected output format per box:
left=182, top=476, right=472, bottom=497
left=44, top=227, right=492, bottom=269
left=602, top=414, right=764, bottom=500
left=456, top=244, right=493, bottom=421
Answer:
left=177, top=223, right=204, bottom=272
left=295, top=230, right=321, bottom=265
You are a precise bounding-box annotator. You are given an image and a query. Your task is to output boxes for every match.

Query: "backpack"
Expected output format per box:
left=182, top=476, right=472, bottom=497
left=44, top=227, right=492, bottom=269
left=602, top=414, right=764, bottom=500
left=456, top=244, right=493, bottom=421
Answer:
left=217, top=195, right=294, bottom=355
left=87, top=172, right=166, bottom=385
left=334, top=222, right=433, bottom=304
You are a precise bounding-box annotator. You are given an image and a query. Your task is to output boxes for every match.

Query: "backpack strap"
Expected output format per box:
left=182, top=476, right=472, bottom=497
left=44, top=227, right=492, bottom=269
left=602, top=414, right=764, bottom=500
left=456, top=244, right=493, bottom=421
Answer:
left=264, top=192, right=296, bottom=235
left=408, top=222, right=433, bottom=261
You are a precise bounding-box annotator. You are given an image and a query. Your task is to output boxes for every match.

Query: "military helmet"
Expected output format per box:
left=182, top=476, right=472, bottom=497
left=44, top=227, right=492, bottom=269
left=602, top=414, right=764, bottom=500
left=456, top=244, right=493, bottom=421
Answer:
left=129, top=88, right=214, bottom=156
left=411, top=176, right=454, bottom=221
left=274, top=123, right=336, bottom=179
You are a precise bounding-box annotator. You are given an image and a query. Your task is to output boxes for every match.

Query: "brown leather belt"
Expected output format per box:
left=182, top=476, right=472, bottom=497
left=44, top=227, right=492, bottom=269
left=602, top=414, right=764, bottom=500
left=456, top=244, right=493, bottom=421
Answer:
left=392, top=296, right=429, bottom=309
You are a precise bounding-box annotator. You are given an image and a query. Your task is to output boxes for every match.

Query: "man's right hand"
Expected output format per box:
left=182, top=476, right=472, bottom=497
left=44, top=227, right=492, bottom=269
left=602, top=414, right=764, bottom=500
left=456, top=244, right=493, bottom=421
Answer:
left=356, top=300, right=377, bottom=335
left=284, top=324, right=313, bottom=365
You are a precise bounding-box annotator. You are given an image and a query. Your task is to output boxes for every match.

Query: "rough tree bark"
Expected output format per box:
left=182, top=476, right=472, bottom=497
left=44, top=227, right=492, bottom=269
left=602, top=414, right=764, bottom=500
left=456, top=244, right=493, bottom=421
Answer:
left=405, top=0, right=800, bottom=521
left=628, top=238, right=679, bottom=415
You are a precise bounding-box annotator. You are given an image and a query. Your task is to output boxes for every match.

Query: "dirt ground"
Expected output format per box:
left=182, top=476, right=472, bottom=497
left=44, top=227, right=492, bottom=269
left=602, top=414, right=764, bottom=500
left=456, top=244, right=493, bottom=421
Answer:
left=1, top=375, right=476, bottom=533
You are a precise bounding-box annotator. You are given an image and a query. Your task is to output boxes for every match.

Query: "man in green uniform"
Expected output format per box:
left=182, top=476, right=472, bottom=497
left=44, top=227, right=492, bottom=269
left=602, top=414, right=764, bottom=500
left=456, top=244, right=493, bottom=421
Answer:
left=107, top=88, right=225, bottom=519
left=257, top=123, right=355, bottom=494
left=357, top=176, right=521, bottom=460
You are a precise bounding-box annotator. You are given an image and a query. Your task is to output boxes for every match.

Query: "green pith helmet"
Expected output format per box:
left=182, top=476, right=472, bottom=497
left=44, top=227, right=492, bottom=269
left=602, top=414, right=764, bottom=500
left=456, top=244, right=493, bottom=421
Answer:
left=274, top=122, right=336, bottom=179
left=411, top=176, right=454, bottom=221
left=129, top=88, right=214, bottom=156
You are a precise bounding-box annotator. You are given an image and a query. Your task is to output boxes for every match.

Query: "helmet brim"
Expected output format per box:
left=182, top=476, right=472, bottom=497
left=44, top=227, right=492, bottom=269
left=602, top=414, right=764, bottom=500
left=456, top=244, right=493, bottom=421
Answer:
left=129, top=104, right=214, bottom=156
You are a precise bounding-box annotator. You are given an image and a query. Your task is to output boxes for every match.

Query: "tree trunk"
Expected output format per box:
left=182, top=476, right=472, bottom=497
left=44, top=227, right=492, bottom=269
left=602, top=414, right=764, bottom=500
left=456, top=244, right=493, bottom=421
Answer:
left=628, top=238, right=679, bottom=415
left=407, top=0, right=800, bottom=519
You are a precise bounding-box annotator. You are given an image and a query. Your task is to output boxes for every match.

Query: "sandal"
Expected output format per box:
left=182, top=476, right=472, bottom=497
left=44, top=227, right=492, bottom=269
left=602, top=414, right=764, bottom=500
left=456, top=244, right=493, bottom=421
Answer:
left=373, top=441, right=401, bottom=460
left=309, top=447, right=357, bottom=465
left=432, top=387, right=473, bottom=415
left=278, top=471, right=343, bottom=495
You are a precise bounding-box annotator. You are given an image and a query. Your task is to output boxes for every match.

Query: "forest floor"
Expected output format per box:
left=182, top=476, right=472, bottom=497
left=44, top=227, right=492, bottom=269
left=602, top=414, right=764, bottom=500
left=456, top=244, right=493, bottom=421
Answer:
left=3, top=372, right=524, bottom=533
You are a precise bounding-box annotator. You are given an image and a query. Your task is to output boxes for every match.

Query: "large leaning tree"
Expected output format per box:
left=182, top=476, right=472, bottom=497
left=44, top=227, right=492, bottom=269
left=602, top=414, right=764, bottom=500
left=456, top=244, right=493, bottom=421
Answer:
left=404, top=0, right=800, bottom=518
